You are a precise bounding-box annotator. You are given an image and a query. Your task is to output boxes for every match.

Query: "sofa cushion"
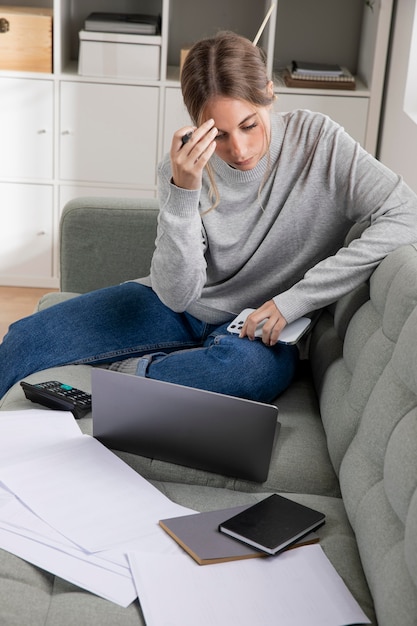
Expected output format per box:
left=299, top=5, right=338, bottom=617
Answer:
left=59, top=197, right=159, bottom=293
left=318, top=244, right=417, bottom=475
left=339, top=305, right=417, bottom=626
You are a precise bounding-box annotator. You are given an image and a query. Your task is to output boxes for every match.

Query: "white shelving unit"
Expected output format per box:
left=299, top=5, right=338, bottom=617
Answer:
left=0, top=0, right=393, bottom=287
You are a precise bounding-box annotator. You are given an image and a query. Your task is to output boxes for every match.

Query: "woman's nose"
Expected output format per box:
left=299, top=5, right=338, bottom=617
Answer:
left=229, top=134, right=245, bottom=158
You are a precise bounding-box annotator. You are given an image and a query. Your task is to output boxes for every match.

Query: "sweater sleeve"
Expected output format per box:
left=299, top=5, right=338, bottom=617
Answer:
left=274, top=140, right=417, bottom=323
left=149, top=160, right=208, bottom=312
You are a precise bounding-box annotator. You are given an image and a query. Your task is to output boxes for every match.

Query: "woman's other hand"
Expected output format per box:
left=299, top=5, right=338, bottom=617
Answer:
left=240, top=301, right=287, bottom=346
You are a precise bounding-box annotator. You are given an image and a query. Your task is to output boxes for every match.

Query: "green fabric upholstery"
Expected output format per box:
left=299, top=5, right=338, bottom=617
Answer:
left=59, top=197, right=159, bottom=293
left=1, top=197, right=417, bottom=625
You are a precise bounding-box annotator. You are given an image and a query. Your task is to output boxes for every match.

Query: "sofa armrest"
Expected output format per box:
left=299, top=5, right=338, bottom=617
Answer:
left=59, top=197, right=159, bottom=293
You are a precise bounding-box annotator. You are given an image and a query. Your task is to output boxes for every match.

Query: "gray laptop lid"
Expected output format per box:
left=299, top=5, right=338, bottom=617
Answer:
left=91, top=368, right=279, bottom=482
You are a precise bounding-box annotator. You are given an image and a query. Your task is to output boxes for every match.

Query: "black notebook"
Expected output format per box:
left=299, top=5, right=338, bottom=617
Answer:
left=219, top=494, right=325, bottom=555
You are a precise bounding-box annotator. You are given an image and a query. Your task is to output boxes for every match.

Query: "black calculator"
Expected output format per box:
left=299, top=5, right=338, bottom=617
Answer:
left=20, top=381, right=92, bottom=419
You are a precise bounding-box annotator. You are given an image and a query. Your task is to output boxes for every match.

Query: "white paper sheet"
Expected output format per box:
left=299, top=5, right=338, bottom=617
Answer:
left=0, top=482, right=137, bottom=606
left=0, top=526, right=136, bottom=607
left=129, top=544, right=371, bottom=626
left=0, top=409, right=190, bottom=606
left=0, top=434, right=189, bottom=552
left=0, top=409, right=82, bottom=467
left=0, top=483, right=128, bottom=573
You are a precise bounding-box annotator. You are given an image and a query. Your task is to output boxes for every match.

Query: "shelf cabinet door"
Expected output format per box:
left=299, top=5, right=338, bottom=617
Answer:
left=275, top=94, right=369, bottom=147
left=60, top=81, right=159, bottom=186
left=0, top=78, right=53, bottom=180
left=0, top=183, right=53, bottom=286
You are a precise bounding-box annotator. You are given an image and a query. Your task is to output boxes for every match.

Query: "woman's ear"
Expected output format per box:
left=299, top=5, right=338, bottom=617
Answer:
left=266, top=80, right=276, bottom=108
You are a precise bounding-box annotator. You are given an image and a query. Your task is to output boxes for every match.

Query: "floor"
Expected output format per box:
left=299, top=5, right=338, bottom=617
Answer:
left=0, top=286, right=57, bottom=340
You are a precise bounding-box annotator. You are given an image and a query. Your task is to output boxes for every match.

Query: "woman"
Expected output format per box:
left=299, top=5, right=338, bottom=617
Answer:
left=1, top=31, right=417, bottom=402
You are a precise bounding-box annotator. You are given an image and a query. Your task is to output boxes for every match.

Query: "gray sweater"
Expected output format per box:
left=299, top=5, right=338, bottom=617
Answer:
left=138, top=110, right=417, bottom=325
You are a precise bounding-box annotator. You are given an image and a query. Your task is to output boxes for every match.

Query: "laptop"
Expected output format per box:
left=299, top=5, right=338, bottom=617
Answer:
left=91, top=368, right=279, bottom=482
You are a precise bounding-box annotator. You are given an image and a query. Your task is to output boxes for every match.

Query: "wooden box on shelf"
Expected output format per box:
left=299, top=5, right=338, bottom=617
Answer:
left=0, top=6, right=53, bottom=73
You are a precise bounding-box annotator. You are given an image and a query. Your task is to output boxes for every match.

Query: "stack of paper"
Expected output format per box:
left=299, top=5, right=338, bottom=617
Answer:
left=0, top=409, right=191, bottom=606
left=0, top=409, right=370, bottom=625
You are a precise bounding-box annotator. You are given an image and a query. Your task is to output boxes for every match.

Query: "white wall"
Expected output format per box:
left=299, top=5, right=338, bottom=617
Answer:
left=378, top=0, right=417, bottom=194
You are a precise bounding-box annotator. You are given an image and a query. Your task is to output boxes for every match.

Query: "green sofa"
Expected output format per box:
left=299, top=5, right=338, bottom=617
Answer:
left=1, top=196, right=416, bottom=625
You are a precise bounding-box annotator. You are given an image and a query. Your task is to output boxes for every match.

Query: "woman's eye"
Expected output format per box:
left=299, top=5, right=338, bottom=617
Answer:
left=216, top=123, right=257, bottom=140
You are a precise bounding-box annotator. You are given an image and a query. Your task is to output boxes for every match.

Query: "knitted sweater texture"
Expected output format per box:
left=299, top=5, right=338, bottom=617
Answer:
left=137, top=110, right=417, bottom=324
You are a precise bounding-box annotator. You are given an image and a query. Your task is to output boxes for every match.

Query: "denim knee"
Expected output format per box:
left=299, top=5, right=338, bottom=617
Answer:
left=134, top=330, right=299, bottom=403
left=204, top=332, right=299, bottom=402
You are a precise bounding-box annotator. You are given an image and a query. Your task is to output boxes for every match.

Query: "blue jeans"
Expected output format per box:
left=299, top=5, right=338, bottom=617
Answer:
left=0, top=283, right=298, bottom=402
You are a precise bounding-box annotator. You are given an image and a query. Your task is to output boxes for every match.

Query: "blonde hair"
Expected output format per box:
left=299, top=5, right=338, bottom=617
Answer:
left=181, top=31, right=274, bottom=211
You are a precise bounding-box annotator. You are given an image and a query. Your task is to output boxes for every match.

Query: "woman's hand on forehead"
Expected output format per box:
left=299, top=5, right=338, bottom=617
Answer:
left=170, top=119, right=218, bottom=190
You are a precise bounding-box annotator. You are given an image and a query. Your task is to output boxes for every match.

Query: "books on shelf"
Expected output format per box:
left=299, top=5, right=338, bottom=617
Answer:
left=160, top=503, right=320, bottom=565
left=283, top=60, right=356, bottom=90
left=84, top=12, right=161, bottom=36
left=218, top=494, right=325, bottom=556
left=291, top=60, right=344, bottom=76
